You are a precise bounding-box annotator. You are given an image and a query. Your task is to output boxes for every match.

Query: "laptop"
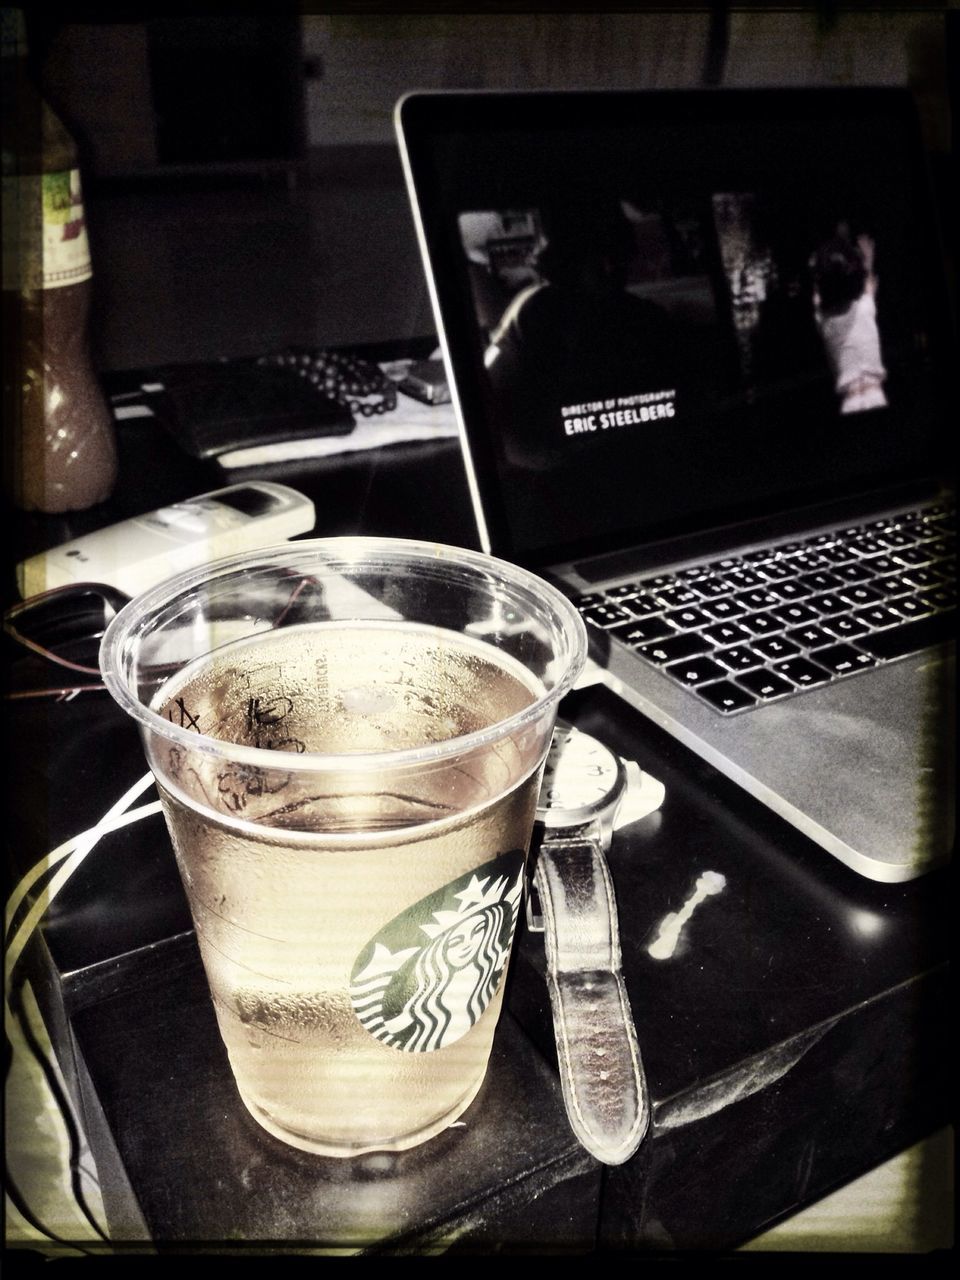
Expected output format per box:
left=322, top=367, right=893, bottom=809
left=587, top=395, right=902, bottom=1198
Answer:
left=395, top=87, right=955, bottom=883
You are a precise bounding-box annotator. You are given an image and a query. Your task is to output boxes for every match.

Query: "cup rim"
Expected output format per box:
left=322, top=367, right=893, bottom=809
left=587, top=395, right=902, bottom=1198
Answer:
left=99, top=536, right=588, bottom=774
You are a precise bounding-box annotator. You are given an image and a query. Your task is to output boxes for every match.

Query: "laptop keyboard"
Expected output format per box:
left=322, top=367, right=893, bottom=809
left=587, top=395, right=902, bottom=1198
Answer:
left=574, top=499, right=956, bottom=715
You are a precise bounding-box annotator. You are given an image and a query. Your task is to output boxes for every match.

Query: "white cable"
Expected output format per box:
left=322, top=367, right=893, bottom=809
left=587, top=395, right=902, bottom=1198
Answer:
left=4, top=771, right=163, bottom=1254
left=6, top=770, right=156, bottom=939
left=5, top=980, right=111, bottom=1252
left=5, top=772, right=160, bottom=995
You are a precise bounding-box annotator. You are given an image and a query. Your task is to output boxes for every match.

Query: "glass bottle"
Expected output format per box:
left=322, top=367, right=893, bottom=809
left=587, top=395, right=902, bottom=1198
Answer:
left=2, top=9, right=118, bottom=514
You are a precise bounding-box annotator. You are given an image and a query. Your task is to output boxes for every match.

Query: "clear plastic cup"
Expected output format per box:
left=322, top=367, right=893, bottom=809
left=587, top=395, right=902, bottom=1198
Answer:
left=100, top=537, right=586, bottom=1157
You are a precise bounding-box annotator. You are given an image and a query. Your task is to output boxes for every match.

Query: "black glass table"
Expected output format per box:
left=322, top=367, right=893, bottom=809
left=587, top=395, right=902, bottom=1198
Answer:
left=6, top=373, right=951, bottom=1256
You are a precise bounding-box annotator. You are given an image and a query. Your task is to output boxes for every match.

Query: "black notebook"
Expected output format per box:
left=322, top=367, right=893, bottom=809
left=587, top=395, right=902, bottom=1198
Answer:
left=150, top=360, right=356, bottom=461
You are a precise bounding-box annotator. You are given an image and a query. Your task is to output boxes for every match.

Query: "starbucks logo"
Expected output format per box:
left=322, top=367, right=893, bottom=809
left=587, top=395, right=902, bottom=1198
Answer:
left=350, top=852, right=524, bottom=1053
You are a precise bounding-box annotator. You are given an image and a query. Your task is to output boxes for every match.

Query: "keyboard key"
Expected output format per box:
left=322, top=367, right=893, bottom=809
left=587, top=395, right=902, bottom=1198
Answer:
left=697, top=680, right=758, bottom=713
left=873, top=574, right=917, bottom=598
left=742, top=547, right=778, bottom=563
left=859, top=554, right=901, bottom=576
left=899, top=566, right=944, bottom=589
left=662, top=606, right=712, bottom=631
left=692, top=577, right=732, bottom=600
left=774, top=657, right=832, bottom=687
left=893, top=546, right=934, bottom=567
left=836, top=583, right=885, bottom=606
left=921, top=586, right=956, bottom=610
left=887, top=594, right=935, bottom=620
left=848, top=535, right=890, bottom=557
left=737, top=588, right=782, bottom=610
left=676, top=564, right=711, bottom=580
left=924, top=538, right=955, bottom=560
left=605, top=582, right=645, bottom=600
left=832, top=561, right=875, bottom=583
left=769, top=602, right=819, bottom=627
left=637, top=632, right=714, bottom=664
left=701, top=597, right=748, bottom=621
left=816, top=544, right=856, bottom=565
left=767, top=579, right=813, bottom=601
left=755, top=560, right=795, bottom=582
left=855, top=610, right=956, bottom=660
left=703, top=621, right=753, bottom=646
left=574, top=592, right=605, bottom=608
left=620, top=593, right=664, bottom=618
left=608, top=617, right=675, bottom=647
left=799, top=570, right=843, bottom=591
left=852, top=604, right=904, bottom=629
left=808, top=592, right=848, bottom=616
left=654, top=585, right=701, bottom=608
left=664, top=655, right=728, bottom=686
left=720, top=568, right=765, bottom=590
left=876, top=530, right=916, bottom=549
left=750, top=634, right=801, bottom=661
left=739, top=611, right=783, bottom=637
left=715, top=645, right=763, bottom=672
left=811, top=643, right=877, bottom=676
left=786, top=623, right=833, bottom=649
left=736, top=669, right=796, bottom=699
left=789, top=551, right=830, bottom=571
left=581, top=602, right=636, bottom=628
left=821, top=614, right=870, bottom=640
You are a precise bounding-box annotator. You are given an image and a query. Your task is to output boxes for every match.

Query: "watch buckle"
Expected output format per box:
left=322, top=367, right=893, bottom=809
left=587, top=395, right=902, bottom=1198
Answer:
left=525, top=879, right=544, bottom=933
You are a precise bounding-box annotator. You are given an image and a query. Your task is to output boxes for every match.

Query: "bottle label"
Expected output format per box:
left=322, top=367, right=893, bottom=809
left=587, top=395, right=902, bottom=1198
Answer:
left=1, top=169, right=92, bottom=290
left=42, top=170, right=92, bottom=287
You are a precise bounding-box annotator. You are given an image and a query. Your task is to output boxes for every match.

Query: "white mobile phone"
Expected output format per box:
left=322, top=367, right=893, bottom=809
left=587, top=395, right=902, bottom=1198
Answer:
left=17, top=482, right=316, bottom=599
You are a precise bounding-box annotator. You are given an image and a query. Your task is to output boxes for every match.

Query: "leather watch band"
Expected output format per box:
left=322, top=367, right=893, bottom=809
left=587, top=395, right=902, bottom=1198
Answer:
left=533, top=836, right=648, bottom=1165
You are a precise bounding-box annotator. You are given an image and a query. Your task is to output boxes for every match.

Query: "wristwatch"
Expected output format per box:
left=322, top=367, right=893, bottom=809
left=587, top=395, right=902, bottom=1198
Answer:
left=528, top=720, right=664, bottom=1165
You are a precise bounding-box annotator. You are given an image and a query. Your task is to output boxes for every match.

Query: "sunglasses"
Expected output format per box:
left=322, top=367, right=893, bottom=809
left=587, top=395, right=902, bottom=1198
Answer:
left=4, top=573, right=327, bottom=703
left=4, top=584, right=131, bottom=701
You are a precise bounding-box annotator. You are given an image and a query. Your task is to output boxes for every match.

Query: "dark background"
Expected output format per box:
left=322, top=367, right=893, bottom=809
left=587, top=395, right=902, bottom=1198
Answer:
left=15, top=6, right=955, bottom=375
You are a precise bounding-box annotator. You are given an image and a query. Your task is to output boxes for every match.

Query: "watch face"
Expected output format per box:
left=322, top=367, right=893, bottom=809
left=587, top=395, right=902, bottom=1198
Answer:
left=537, top=722, right=622, bottom=818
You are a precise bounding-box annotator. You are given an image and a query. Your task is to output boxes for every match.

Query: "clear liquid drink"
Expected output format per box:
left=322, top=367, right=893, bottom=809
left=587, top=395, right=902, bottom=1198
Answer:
left=153, top=622, right=543, bottom=1153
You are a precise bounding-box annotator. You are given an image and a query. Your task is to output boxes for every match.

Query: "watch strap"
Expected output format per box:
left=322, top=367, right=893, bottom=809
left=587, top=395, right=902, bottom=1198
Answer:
left=533, top=836, right=648, bottom=1165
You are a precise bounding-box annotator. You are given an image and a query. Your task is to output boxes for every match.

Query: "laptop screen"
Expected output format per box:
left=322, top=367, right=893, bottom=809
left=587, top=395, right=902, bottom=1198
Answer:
left=397, top=88, right=952, bottom=568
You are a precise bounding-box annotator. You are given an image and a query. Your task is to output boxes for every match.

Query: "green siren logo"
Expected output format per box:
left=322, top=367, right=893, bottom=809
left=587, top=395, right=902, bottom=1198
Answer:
left=350, top=852, right=524, bottom=1052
